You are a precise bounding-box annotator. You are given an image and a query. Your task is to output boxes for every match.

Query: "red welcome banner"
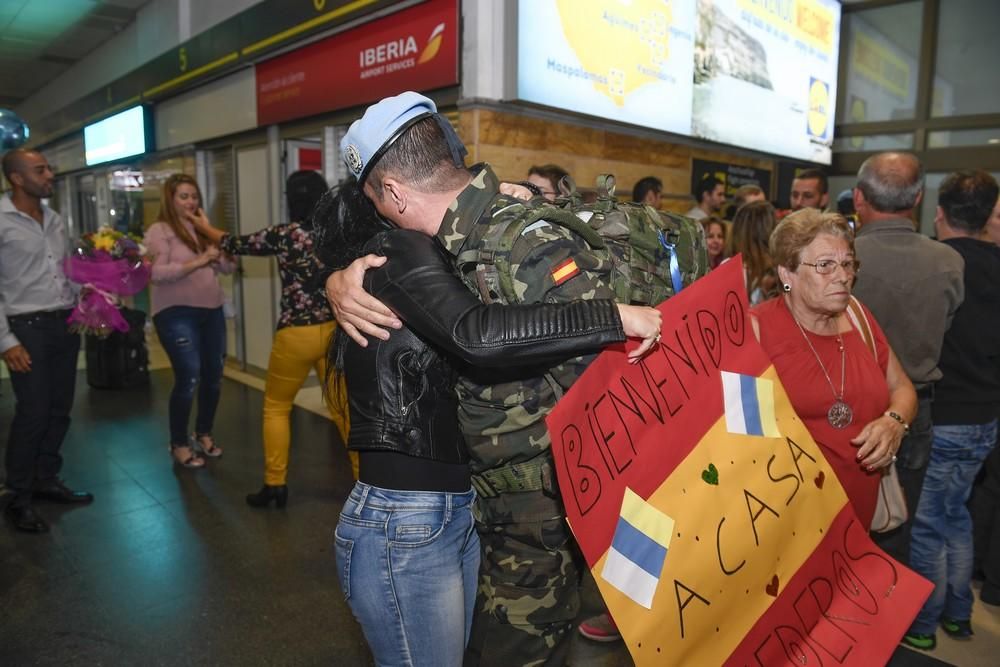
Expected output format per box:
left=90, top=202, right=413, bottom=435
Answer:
left=546, top=259, right=932, bottom=665
left=255, top=0, right=458, bottom=126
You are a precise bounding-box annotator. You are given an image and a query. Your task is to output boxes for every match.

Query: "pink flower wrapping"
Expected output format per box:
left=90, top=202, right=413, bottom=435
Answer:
left=63, top=228, right=151, bottom=337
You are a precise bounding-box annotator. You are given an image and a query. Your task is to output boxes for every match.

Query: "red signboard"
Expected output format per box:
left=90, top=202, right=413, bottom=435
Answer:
left=256, top=0, right=459, bottom=126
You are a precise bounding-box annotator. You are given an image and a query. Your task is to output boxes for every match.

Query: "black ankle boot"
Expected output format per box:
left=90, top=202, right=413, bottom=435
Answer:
left=246, top=484, right=288, bottom=509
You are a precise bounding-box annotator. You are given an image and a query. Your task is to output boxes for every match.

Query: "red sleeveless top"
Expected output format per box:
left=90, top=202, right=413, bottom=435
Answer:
left=752, top=297, right=891, bottom=527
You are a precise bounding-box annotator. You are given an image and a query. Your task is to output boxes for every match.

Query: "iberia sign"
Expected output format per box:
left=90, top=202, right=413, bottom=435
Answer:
left=256, top=0, right=458, bottom=126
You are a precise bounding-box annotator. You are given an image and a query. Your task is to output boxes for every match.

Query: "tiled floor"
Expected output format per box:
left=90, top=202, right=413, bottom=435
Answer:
left=0, top=371, right=368, bottom=666
left=1, top=369, right=997, bottom=666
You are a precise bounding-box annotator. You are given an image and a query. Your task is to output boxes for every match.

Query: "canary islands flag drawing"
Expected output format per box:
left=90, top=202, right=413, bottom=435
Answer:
left=601, top=488, right=674, bottom=609
left=721, top=370, right=781, bottom=437
left=548, top=258, right=932, bottom=667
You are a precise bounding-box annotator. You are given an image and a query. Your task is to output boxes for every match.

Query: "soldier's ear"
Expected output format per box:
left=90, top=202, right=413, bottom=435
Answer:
left=383, top=178, right=407, bottom=214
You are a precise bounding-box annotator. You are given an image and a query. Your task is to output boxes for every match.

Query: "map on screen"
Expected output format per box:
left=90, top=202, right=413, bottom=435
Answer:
left=517, top=0, right=842, bottom=164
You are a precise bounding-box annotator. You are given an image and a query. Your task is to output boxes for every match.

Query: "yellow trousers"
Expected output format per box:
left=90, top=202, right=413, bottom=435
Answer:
left=262, top=321, right=356, bottom=485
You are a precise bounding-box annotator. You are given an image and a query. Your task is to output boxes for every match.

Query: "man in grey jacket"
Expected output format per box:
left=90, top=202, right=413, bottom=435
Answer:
left=851, top=151, right=964, bottom=564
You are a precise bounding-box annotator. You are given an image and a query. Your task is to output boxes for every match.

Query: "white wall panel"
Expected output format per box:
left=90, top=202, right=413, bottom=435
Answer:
left=461, top=0, right=510, bottom=101
left=155, top=68, right=258, bottom=150
left=235, top=144, right=275, bottom=371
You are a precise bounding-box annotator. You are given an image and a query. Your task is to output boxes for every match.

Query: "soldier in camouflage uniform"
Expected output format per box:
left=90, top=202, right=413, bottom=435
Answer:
left=330, top=92, right=657, bottom=667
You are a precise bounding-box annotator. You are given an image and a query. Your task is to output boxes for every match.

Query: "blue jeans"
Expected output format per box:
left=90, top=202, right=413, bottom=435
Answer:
left=909, top=420, right=998, bottom=634
left=152, top=306, right=226, bottom=446
left=334, top=483, right=480, bottom=667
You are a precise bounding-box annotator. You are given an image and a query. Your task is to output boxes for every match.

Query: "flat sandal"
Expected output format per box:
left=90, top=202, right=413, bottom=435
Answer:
left=192, top=433, right=223, bottom=458
left=169, top=445, right=205, bottom=469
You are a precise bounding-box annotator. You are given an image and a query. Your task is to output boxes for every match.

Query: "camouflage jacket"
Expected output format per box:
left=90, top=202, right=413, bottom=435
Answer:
left=436, top=165, right=617, bottom=475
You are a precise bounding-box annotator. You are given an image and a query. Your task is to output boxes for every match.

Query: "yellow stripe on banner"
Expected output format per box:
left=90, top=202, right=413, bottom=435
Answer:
left=551, top=260, right=578, bottom=283
left=241, top=0, right=379, bottom=56
left=619, top=487, right=674, bottom=549
left=755, top=377, right=781, bottom=438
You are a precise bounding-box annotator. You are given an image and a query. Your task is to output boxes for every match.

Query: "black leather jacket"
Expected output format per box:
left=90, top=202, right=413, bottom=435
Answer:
left=344, top=229, right=625, bottom=464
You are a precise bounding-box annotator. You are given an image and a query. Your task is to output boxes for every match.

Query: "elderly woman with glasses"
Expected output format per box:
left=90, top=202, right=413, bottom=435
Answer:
left=751, top=209, right=917, bottom=527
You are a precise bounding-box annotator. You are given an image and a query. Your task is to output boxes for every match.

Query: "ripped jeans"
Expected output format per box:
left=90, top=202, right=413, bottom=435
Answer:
left=153, top=306, right=226, bottom=446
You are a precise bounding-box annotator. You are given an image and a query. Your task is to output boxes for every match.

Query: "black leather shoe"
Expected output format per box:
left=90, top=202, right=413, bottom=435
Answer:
left=5, top=505, right=49, bottom=533
left=33, top=479, right=94, bottom=505
left=246, top=484, right=288, bottom=509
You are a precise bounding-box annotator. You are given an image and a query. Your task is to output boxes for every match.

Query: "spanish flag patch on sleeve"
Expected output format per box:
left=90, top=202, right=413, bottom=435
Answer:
left=551, top=258, right=581, bottom=286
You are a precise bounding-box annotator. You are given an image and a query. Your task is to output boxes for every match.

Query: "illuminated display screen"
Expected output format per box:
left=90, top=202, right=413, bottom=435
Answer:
left=517, top=0, right=841, bottom=164
left=84, top=106, right=151, bottom=166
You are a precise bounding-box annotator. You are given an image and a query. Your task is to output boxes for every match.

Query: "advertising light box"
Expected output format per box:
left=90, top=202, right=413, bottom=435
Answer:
left=518, top=0, right=696, bottom=135
left=517, top=0, right=841, bottom=164
left=84, top=105, right=152, bottom=166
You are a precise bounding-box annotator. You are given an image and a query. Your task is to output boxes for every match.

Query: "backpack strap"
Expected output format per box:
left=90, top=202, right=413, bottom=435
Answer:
left=845, top=296, right=876, bottom=358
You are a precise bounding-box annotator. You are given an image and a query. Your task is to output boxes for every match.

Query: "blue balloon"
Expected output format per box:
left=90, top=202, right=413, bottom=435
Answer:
left=0, top=109, right=30, bottom=150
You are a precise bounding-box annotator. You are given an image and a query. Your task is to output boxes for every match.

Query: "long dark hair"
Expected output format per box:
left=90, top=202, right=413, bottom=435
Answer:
left=731, top=201, right=778, bottom=300
left=312, top=178, right=391, bottom=402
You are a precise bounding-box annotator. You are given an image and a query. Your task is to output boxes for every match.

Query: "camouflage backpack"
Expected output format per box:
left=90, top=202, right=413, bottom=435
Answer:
left=457, top=174, right=707, bottom=307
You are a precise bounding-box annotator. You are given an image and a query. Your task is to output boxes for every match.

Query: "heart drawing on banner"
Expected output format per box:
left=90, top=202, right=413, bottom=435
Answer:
left=765, top=575, right=779, bottom=597
left=701, top=463, right=719, bottom=485
left=814, top=471, right=826, bottom=489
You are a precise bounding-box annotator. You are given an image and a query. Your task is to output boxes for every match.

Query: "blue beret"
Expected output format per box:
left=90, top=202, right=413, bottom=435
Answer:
left=341, top=91, right=436, bottom=185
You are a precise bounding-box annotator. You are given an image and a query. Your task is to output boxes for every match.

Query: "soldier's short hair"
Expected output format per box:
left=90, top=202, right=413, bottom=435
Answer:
left=938, top=170, right=999, bottom=234
left=366, top=116, right=469, bottom=199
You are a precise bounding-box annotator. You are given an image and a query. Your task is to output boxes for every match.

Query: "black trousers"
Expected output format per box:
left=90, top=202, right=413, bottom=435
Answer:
left=972, top=442, right=1000, bottom=597
left=4, top=310, right=80, bottom=508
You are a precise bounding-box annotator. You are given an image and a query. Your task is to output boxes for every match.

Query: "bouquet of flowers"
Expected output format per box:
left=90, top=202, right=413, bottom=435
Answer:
left=63, top=226, right=151, bottom=337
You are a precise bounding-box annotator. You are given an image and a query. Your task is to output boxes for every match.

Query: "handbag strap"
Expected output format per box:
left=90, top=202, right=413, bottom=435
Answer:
left=845, top=296, right=876, bottom=359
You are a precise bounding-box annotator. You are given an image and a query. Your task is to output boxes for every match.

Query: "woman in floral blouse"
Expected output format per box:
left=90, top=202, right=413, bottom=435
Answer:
left=189, top=170, right=355, bottom=508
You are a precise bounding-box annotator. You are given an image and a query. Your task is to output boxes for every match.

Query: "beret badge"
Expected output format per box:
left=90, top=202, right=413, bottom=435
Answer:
left=345, top=144, right=363, bottom=176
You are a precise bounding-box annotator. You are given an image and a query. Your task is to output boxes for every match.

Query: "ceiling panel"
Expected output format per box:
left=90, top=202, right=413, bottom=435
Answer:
left=0, top=0, right=147, bottom=107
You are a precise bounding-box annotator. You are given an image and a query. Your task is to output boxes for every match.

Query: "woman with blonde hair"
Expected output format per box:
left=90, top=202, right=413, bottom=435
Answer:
left=145, top=174, right=235, bottom=468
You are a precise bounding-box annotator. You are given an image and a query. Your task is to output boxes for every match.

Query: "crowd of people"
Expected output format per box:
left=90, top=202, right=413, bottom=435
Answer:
left=2, top=88, right=999, bottom=666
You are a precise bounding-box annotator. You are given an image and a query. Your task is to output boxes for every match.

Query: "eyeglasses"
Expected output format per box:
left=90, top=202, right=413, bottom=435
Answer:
left=799, top=259, right=861, bottom=275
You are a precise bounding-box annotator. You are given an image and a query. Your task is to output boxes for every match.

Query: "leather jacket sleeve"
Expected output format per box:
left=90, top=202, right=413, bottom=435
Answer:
left=364, top=229, right=625, bottom=366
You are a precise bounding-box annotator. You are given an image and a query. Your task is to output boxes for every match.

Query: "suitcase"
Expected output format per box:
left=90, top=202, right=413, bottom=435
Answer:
left=85, top=307, right=150, bottom=389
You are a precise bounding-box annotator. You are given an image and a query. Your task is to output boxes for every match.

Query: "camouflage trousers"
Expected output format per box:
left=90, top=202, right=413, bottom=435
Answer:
left=463, top=489, right=583, bottom=667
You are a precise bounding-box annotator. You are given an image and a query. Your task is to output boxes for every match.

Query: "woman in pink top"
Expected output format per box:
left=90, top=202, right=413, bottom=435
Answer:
left=145, top=174, right=236, bottom=468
